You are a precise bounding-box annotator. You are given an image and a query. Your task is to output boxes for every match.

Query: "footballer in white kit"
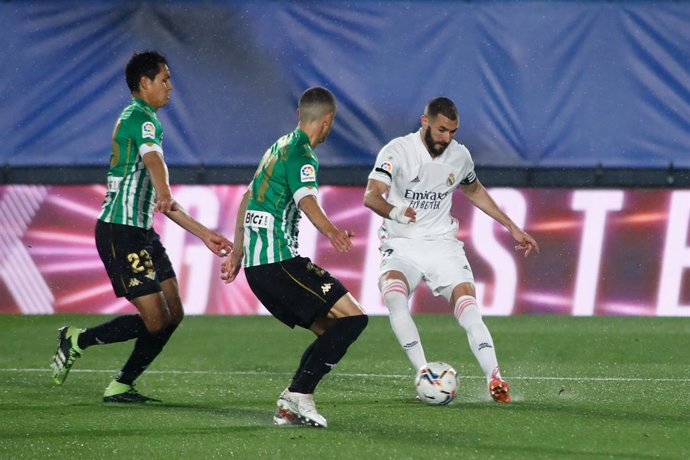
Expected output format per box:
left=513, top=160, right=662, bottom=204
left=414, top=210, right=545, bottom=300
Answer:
left=364, top=97, right=540, bottom=403
left=369, top=129, right=478, bottom=299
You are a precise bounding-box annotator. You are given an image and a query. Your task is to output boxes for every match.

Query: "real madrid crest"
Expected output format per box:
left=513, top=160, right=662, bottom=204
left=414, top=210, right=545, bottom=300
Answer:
left=447, top=173, right=455, bottom=187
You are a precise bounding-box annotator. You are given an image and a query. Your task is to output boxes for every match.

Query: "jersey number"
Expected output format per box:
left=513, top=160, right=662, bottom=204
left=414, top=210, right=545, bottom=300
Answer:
left=127, top=250, right=153, bottom=273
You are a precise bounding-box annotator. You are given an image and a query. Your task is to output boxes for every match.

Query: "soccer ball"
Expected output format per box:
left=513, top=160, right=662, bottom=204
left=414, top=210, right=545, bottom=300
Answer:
left=415, top=361, right=459, bottom=405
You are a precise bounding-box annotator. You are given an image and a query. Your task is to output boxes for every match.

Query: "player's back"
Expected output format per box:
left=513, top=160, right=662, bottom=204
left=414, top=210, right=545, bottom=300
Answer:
left=244, top=129, right=318, bottom=266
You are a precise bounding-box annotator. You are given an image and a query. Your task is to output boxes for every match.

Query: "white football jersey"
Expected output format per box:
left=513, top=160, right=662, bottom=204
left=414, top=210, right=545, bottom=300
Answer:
left=368, top=129, right=477, bottom=240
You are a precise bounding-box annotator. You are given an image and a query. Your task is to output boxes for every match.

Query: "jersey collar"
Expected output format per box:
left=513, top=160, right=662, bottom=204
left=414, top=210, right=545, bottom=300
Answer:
left=133, top=97, right=157, bottom=113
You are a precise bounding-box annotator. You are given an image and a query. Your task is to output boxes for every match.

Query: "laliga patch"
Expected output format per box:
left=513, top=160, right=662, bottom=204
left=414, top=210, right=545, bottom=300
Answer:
left=142, top=121, right=156, bottom=139
left=300, top=164, right=316, bottom=183
left=380, top=161, right=393, bottom=175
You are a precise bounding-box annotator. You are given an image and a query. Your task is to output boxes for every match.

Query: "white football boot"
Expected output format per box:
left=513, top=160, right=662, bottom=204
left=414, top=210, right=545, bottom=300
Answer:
left=273, top=388, right=328, bottom=428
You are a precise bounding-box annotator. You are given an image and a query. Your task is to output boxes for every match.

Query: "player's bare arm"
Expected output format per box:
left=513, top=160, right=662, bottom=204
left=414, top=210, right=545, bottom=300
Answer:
left=299, top=194, right=353, bottom=253
left=142, top=149, right=178, bottom=213
left=165, top=205, right=232, bottom=256
left=460, top=179, right=540, bottom=257
left=221, top=187, right=251, bottom=283
left=363, top=178, right=416, bottom=223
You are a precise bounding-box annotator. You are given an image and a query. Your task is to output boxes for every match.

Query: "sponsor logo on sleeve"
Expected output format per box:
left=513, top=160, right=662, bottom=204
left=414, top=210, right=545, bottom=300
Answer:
left=300, top=164, right=316, bottom=183
left=142, top=121, right=156, bottom=139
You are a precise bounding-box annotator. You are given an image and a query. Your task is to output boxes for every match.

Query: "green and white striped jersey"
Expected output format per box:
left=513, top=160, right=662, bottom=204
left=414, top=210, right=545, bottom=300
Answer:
left=243, top=129, right=319, bottom=267
left=98, top=98, right=163, bottom=229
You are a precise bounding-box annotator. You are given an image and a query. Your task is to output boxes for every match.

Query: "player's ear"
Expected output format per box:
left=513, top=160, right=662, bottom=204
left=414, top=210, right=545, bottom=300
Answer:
left=139, top=75, right=151, bottom=92
left=420, top=114, right=428, bottom=128
left=323, top=112, right=335, bottom=126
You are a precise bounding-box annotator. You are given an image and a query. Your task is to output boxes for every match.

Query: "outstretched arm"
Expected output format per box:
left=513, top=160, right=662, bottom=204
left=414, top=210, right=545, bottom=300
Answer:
left=165, top=206, right=233, bottom=256
left=363, top=178, right=416, bottom=224
left=143, top=151, right=232, bottom=255
left=299, top=194, right=353, bottom=253
left=460, top=179, right=540, bottom=257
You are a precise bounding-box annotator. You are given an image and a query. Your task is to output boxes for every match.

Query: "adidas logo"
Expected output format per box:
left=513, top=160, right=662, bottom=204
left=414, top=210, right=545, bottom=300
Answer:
left=411, top=176, right=420, bottom=183
left=403, top=340, right=418, bottom=349
left=321, top=283, right=333, bottom=294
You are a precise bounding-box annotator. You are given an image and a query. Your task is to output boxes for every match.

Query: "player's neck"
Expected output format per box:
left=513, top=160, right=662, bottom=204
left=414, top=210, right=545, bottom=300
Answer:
left=297, top=123, right=322, bottom=148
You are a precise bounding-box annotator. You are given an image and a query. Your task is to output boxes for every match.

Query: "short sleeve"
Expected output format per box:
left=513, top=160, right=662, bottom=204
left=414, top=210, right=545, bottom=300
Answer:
left=130, top=112, right=163, bottom=157
left=286, top=145, right=319, bottom=204
left=459, top=147, right=477, bottom=185
left=368, top=140, right=401, bottom=186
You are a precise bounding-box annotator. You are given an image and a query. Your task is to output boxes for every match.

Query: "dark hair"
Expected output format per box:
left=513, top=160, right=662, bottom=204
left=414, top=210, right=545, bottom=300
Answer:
left=125, top=51, right=168, bottom=92
left=424, top=97, right=458, bottom=121
left=298, top=86, right=336, bottom=122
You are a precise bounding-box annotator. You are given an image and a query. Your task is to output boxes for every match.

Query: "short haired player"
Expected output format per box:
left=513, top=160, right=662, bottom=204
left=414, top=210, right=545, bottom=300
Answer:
left=221, top=87, right=368, bottom=427
left=51, top=51, right=232, bottom=402
left=364, top=97, right=539, bottom=402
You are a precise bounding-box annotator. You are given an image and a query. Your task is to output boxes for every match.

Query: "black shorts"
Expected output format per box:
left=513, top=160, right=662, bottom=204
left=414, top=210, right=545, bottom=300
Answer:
left=95, top=220, right=176, bottom=300
left=244, top=256, right=349, bottom=329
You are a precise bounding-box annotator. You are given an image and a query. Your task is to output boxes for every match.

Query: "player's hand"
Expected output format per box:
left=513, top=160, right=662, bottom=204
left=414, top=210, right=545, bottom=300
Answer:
left=389, top=206, right=416, bottom=224
left=204, top=231, right=233, bottom=257
left=327, top=228, right=354, bottom=253
left=220, top=251, right=243, bottom=283
left=512, top=228, right=540, bottom=257
left=155, top=194, right=179, bottom=213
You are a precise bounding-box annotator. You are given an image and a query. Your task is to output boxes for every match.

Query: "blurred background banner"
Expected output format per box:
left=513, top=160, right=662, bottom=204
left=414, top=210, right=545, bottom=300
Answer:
left=1, top=185, right=688, bottom=316
left=2, top=0, right=690, bottom=170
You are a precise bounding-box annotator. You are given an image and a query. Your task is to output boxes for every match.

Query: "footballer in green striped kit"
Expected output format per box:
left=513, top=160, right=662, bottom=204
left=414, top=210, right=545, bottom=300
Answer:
left=51, top=51, right=232, bottom=403
left=221, top=87, right=368, bottom=428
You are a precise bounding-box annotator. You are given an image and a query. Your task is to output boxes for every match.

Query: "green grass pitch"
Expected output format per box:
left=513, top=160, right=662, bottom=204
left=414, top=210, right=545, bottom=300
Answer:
left=1, top=314, right=688, bottom=459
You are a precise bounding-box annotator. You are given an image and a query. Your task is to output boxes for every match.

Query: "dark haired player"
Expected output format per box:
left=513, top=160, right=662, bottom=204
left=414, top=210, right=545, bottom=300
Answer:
left=221, top=87, right=368, bottom=427
left=364, top=97, right=539, bottom=403
left=51, top=51, right=232, bottom=402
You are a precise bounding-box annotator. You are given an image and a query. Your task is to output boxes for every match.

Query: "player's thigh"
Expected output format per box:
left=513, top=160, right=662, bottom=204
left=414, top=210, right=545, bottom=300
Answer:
left=420, top=240, right=475, bottom=301
left=245, top=257, right=349, bottom=329
left=328, top=292, right=365, bottom=319
left=310, top=293, right=365, bottom=335
left=379, top=239, right=423, bottom=292
left=131, top=291, right=171, bottom=334
left=95, top=221, right=172, bottom=301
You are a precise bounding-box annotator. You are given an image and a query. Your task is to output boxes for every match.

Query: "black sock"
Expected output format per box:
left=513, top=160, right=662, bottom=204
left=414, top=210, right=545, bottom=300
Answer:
left=116, top=323, right=178, bottom=385
left=291, top=341, right=317, bottom=384
left=77, top=315, right=145, bottom=350
left=289, top=315, right=368, bottom=394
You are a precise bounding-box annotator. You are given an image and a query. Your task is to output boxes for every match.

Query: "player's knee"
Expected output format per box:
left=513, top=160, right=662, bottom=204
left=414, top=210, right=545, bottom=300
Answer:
left=170, top=309, right=184, bottom=326
left=339, top=314, right=368, bottom=342
left=145, top=322, right=168, bottom=336
left=454, top=296, right=484, bottom=330
left=380, top=278, right=409, bottom=306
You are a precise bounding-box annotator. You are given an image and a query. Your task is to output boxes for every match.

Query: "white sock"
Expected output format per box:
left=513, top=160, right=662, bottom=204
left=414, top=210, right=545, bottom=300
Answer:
left=454, top=295, right=500, bottom=382
left=381, top=279, right=427, bottom=371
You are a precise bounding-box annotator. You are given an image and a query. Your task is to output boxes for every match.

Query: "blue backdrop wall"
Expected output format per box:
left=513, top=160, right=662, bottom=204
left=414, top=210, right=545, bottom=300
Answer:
left=2, top=1, right=690, bottom=169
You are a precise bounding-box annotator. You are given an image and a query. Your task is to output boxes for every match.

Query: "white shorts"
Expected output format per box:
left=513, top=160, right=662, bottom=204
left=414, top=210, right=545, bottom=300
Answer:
left=378, top=238, right=474, bottom=301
